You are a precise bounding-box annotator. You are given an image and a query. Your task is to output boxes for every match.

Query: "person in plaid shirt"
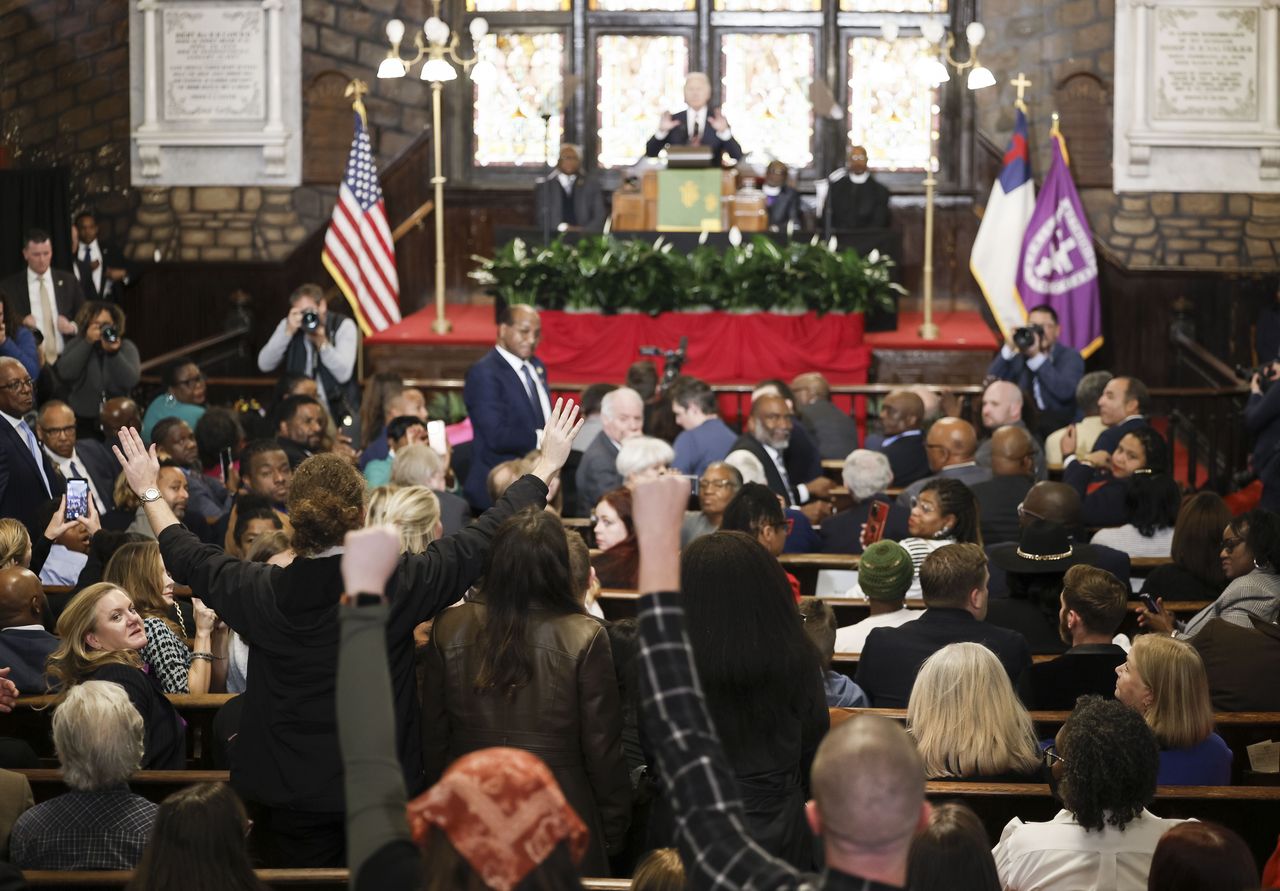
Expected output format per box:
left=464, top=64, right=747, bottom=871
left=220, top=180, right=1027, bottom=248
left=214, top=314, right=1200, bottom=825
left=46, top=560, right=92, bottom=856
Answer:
left=631, top=476, right=930, bottom=891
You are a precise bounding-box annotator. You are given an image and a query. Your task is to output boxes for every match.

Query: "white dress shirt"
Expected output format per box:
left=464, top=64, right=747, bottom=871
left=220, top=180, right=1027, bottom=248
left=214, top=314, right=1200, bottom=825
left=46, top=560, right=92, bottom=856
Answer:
left=26, top=268, right=65, bottom=356
left=494, top=344, right=551, bottom=428
left=556, top=172, right=576, bottom=193
left=43, top=446, right=106, bottom=513
left=3, top=408, right=51, bottom=496
left=74, top=239, right=104, bottom=296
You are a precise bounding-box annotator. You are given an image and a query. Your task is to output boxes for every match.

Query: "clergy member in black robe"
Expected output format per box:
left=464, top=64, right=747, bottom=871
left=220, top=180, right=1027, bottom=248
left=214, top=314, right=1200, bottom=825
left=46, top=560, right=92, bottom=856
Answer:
left=824, top=144, right=890, bottom=233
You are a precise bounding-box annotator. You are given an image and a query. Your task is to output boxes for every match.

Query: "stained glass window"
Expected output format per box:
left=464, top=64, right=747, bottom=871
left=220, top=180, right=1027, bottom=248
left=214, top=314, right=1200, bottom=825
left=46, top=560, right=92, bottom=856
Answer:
left=467, top=0, right=568, bottom=9
left=590, top=0, right=694, bottom=9
left=841, top=0, right=946, bottom=10
left=714, top=0, right=820, bottom=8
left=596, top=35, right=690, bottom=168
left=720, top=33, right=814, bottom=169
left=847, top=36, right=937, bottom=171
left=472, top=33, right=565, bottom=167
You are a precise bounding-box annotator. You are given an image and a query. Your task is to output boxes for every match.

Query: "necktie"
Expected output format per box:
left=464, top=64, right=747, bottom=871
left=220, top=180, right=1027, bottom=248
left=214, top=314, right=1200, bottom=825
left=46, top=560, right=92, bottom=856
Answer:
left=691, top=118, right=702, bottom=146
left=521, top=365, right=545, bottom=427
left=37, top=276, right=58, bottom=363
left=19, top=421, right=51, bottom=496
left=79, top=246, right=97, bottom=300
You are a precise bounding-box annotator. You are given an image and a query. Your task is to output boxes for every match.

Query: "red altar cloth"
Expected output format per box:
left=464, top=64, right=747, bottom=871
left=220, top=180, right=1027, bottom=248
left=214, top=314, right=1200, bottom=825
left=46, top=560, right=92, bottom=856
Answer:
left=538, top=310, right=869, bottom=384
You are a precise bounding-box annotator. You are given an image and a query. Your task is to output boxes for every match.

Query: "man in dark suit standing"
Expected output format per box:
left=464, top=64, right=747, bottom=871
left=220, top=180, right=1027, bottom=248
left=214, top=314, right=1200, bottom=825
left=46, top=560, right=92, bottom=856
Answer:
left=0, top=229, right=83, bottom=366
left=534, top=144, right=607, bottom=236
left=645, top=72, right=744, bottom=165
left=986, top=305, right=1085, bottom=437
left=874, top=390, right=929, bottom=488
left=463, top=304, right=552, bottom=510
left=763, top=160, right=802, bottom=231
left=72, top=212, right=134, bottom=303
left=0, top=357, right=64, bottom=535
left=855, top=542, right=1032, bottom=708
left=824, top=144, right=890, bottom=233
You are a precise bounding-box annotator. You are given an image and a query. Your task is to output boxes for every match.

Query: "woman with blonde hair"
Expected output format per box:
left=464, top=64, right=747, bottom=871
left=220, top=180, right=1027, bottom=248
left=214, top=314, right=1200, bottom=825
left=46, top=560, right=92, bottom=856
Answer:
left=1115, top=634, right=1231, bottom=785
left=103, top=541, right=220, bottom=694
left=376, top=485, right=442, bottom=555
left=0, top=518, right=30, bottom=569
left=44, top=582, right=184, bottom=769
left=908, top=642, right=1045, bottom=781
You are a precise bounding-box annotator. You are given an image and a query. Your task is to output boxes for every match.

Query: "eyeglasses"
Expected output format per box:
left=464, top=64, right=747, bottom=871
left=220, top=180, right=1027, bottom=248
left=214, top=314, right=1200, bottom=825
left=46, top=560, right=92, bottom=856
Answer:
left=39, top=424, right=76, bottom=437
left=174, top=374, right=206, bottom=387
left=910, top=496, right=938, bottom=514
left=0, top=377, right=33, bottom=393
left=698, top=478, right=737, bottom=491
left=1043, top=743, right=1067, bottom=768
left=1016, top=502, right=1045, bottom=521
left=1221, top=536, right=1245, bottom=552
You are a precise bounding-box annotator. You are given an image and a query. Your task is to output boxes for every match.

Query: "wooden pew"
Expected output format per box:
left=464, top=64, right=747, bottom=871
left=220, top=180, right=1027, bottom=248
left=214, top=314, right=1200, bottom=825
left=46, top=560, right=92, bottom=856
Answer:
left=20, top=871, right=630, bottom=889
left=15, top=768, right=229, bottom=805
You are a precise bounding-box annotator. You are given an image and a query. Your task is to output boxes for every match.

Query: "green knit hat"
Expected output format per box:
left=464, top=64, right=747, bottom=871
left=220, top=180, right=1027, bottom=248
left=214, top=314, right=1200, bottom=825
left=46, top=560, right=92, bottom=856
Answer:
left=859, top=540, right=914, bottom=602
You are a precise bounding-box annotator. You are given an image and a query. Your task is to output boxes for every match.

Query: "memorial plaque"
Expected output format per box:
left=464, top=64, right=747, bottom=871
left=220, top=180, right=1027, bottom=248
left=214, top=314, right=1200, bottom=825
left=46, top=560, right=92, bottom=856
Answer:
left=1055, top=73, right=1112, bottom=189
left=162, top=8, right=266, bottom=121
left=1151, top=7, right=1258, bottom=122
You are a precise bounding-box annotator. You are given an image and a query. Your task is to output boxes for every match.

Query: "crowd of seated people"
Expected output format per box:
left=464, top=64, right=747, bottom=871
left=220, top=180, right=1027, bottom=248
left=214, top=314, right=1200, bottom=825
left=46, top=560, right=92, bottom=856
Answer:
left=4, top=295, right=1280, bottom=891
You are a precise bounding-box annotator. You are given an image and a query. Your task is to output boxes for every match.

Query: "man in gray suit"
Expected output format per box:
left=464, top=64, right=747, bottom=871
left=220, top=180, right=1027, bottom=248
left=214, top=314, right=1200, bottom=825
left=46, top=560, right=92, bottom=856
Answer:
left=0, top=229, right=83, bottom=364
left=575, top=386, right=644, bottom=515
left=792, top=372, right=859, bottom=461
left=534, top=144, right=607, bottom=236
left=895, top=417, right=992, bottom=509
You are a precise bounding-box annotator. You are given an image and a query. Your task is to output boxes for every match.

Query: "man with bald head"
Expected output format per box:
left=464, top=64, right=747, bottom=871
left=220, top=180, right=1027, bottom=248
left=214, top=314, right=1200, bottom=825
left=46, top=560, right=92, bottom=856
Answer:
left=792, top=372, right=859, bottom=460
left=975, top=380, right=1047, bottom=481
left=0, top=567, right=57, bottom=693
left=874, top=390, right=929, bottom=487
left=645, top=72, right=744, bottom=164
left=731, top=393, right=833, bottom=515
left=971, top=425, right=1038, bottom=545
left=0, top=357, right=63, bottom=534
left=895, top=417, right=992, bottom=509
left=534, top=143, right=607, bottom=234
left=985, top=480, right=1131, bottom=597
left=464, top=303, right=551, bottom=509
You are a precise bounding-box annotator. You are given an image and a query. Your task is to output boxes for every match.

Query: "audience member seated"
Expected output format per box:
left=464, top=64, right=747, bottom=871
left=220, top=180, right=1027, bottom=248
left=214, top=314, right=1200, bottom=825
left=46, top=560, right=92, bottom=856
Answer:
left=534, top=142, right=607, bottom=234
left=141, top=360, right=207, bottom=443
left=670, top=379, right=736, bottom=477
left=99, top=396, right=142, bottom=461
left=1045, top=370, right=1112, bottom=466
left=986, top=521, right=1077, bottom=655
left=104, top=541, right=221, bottom=694
left=894, top=477, right=983, bottom=600
left=987, top=481, right=1132, bottom=597
left=1147, top=821, right=1259, bottom=891
left=592, top=487, right=638, bottom=590
left=835, top=540, right=918, bottom=653
left=896, top=417, right=991, bottom=509
left=1093, top=471, right=1180, bottom=560
left=33, top=492, right=97, bottom=586
left=114, top=401, right=580, bottom=867
left=359, top=385, right=426, bottom=471
left=856, top=543, right=1031, bottom=708
left=1191, top=616, right=1280, bottom=711
left=1028, top=564, right=1129, bottom=710
left=571, top=382, right=615, bottom=455
left=0, top=228, right=82, bottom=368
left=391, top=443, right=470, bottom=536
left=1141, top=491, right=1231, bottom=602
left=1074, top=374, right=1151, bottom=461
left=6, top=492, right=95, bottom=581
left=0, top=356, right=64, bottom=534
left=256, top=283, right=359, bottom=427
left=721, top=482, right=801, bottom=601
left=985, top=305, right=1085, bottom=437
left=992, top=696, right=1184, bottom=891
left=0, top=566, right=57, bottom=693
left=363, top=414, right=426, bottom=488
left=818, top=449, right=893, bottom=555
left=564, top=528, right=604, bottom=620
left=37, top=399, right=115, bottom=511
left=126, top=782, right=268, bottom=891
left=722, top=447, right=815, bottom=554
left=45, top=582, right=185, bottom=768
left=631, top=847, right=686, bottom=891
left=971, top=425, right=1038, bottom=546
left=1115, top=634, right=1231, bottom=785
left=52, top=301, right=140, bottom=434
left=229, top=494, right=284, bottom=558
left=236, top=438, right=293, bottom=513
left=577, top=387, right=644, bottom=516
left=422, top=507, right=629, bottom=875
left=0, top=297, right=39, bottom=383
left=798, top=597, right=868, bottom=707
left=193, top=406, right=244, bottom=483
left=908, top=642, right=1045, bottom=782
left=1139, top=508, right=1280, bottom=639
left=617, top=435, right=675, bottom=489
left=273, top=393, right=327, bottom=469
left=731, top=392, right=833, bottom=521
left=355, top=372, right=403, bottom=466
left=875, top=389, right=930, bottom=487
left=152, top=417, right=231, bottom=533
left=1063, top=423, right=1169, bottom=531
left=375, top=486, right=443, bottom=557
left=907, top=803, right=1000, bottom=891
left=9, top=681, right=158, bottom=869
left=792, top=372, right=859, bottom=460
left=974, top=381, right=1047, bottom=480
left=127, top=463, right=188, bottom=539
left=681, top=460, right=742, bottom=547
left=659, top=530, right=827, bottom=868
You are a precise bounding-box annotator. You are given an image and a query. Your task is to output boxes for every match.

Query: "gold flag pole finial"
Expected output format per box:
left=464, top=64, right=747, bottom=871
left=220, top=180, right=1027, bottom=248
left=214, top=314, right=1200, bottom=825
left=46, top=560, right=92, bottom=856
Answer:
left=345, top=79, right=370, bottom=126
left=1010, top=72, right=1032, bottom=112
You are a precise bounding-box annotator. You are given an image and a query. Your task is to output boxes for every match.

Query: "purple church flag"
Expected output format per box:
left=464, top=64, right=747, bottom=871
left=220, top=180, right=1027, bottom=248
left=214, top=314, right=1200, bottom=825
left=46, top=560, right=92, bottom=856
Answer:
left=1015, top=131, right=1102, bottom=357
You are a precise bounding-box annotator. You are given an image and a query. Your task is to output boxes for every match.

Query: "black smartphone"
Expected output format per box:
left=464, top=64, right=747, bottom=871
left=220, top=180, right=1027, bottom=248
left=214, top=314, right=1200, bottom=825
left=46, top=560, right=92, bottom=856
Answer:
left=219, top=447, right=234, bottom=484
left=1138, top=593, right=1161, bottom=613
left=65, top=478, right=90, bottom=521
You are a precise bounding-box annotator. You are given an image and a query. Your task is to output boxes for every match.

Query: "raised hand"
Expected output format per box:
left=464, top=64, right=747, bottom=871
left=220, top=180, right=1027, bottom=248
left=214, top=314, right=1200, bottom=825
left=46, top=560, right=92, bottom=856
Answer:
left=193, top=598, right=218, bottom=635
left=708, top=110, right=729, bottom=132
left=532, top=398, right=584, bottom=483
left=659, top=111, right=676, bottom=133
left=112, top=426, right=160, bottom=497
left=633, top=475, right=690, bottom=594
left=342, top=526, right=401, bottom=596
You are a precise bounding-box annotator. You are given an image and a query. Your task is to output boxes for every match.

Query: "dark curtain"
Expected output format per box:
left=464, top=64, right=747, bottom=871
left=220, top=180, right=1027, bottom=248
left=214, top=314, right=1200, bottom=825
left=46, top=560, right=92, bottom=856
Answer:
left=0, top=168, right=72, bottom=279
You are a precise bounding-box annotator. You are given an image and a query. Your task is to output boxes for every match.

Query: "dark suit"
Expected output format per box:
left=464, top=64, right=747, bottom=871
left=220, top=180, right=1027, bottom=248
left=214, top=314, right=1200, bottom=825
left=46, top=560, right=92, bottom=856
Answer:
left=437, top=490, right=471, bottom=537
left=823, top=170, right=890, bottom=232
left=729, top=428, right=822, bottom=507
left=797, top=401, right=859, bottom=461
left=0, top=414, right=65, bottom=536
left=533, top=173, right=608, bottom=234
left=644, top=106, right=744, bottom=165
left=463, top=348, right=549, bottom=510
left=896, top=463, right=994, bottom=510
left=878, top=432, right=929, bottom=488
left=0, top=268, right=83, bottom=329
left=854, top=607, right=1032, bottom=708
left=1191, top=617, right=1280, bottom=712
left=575, top=431, right=621, bottom=517
left=986, top=342, right=1085, bottom=433
left=986, top=540, right=1130, bottom=598
left=1063, top=460, right=1130, bottom=528
left=985, top=598, right=1068, bottom=655
left=48, top=440, right=119, bottom=512
left=765, top=187, right=802, bottom=231
left=817, top=495, right=890, bottom=555
left=1027, top=643, right=1127, bottom=710
left=1092, top=416, right=1149, bottom=456
left=0, top=628, right=58, bottom=694
left=73, top=241, right=134, bottom=302
left=971, top=475, right=1034, bottom=545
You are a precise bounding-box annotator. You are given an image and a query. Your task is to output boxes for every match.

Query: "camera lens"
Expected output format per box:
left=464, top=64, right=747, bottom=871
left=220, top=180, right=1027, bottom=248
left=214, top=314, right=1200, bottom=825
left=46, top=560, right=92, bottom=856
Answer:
left=301, top=310, right=320, bottom=331
left=101, top=325, right=119, bottom=344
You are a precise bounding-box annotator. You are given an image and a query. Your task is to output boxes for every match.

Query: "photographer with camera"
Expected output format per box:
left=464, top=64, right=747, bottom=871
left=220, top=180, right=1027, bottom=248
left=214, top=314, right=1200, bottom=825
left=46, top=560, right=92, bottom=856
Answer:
left=53, top=300, right=140, bottom=438
left=1244, top=360, right=1280, bottom=510
left=256, top=283, right=359, bottom=433
left=986, top=305, right=1084, bottom=439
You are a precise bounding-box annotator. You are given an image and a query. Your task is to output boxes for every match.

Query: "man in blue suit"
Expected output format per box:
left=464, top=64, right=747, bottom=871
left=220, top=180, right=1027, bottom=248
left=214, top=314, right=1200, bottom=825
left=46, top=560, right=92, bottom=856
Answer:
left=463, top=304, right=552, bottom=510
left=986, top=305, right=1085, bottom=438
left=0, top=357, right=64, bottom=536
left=645, top=72, right=744, bottom=166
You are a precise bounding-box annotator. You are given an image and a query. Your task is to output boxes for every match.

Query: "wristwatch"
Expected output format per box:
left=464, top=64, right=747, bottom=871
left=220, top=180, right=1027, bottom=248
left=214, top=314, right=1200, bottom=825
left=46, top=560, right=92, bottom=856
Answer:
left=140, top=487, right=162, bottom=503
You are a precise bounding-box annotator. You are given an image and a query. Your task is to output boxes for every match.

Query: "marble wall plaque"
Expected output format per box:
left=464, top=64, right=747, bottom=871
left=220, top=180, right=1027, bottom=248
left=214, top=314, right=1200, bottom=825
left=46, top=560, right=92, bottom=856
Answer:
left=1151, top=7, right=1258, bottom=122
left=162, top=8, right=266, bottom=121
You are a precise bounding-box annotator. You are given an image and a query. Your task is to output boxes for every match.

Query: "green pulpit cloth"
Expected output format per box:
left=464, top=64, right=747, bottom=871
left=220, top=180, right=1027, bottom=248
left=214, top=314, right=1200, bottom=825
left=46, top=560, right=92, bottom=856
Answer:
left=656, top=169, right=722, bottom=232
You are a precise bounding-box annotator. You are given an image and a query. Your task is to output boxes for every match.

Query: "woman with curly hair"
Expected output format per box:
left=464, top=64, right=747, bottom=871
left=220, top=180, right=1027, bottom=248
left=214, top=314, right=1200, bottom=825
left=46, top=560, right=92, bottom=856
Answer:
left=114, top=402, right=583, bottom=868
left=993, top=696, right=1188, bottom=891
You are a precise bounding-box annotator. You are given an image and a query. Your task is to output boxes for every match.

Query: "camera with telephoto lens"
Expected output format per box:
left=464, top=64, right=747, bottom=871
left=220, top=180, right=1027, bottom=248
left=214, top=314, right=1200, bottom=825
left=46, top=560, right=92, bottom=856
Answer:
left=1237, top=363, right=1274, bottom=394
left=301, top=310, right=321, bottom=332
left=100, top=324, right=119, bottom=345
left=1012, top=324, right=1044, bottom=351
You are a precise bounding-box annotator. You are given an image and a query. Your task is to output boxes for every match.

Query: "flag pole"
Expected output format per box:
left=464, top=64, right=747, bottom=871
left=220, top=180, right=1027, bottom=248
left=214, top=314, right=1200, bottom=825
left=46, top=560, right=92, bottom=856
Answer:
left=346, top=79, right=370, bottom=384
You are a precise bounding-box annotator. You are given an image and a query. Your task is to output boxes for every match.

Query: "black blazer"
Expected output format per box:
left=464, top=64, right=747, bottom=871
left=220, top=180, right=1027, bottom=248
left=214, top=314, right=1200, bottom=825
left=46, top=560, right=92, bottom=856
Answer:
left=533, top=174, right=608, bottom=234
left=1062, top=460, right=1130, bottom=528
left=1092, top=416, right=1148, bottom=455
left=0, top=415, right=65, bottom=535
left=823, top=172, right=890, bottom=232
left=984, top=598, right=1068, bottom=655
left=72, top=439, right=121, bottom=511
left=644, top=106, right=744, bottom=165
left=1027, top=644, right=1127, bottom=711
left=878, top=433, right=930, bottom=488
left=729, top=431, right=821, bottom=508
left=971, top=475, right=1034, bottom=546
left=817, top=495, right=890, bottom=555
left=854, top=608, right=1032, bottom=709
left=0, top=268, right=83, bottom=324
left=766, top=187, right=802, bottom=231
left=73, top=241, right=135, bottom=302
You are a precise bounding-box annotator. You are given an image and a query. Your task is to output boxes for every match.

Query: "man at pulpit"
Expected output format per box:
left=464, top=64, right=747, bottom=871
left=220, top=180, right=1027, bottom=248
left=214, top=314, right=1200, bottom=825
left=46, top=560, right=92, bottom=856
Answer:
left=824, top=144, right=890, bottom=233
left=533, top=144, right=607, bottom=235
left=645, top=72, right=744, bottom=166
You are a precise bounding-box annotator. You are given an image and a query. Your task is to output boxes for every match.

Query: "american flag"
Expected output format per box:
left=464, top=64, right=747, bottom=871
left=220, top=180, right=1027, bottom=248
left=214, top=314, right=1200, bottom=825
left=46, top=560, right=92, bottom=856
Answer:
left=322, top=113, right=401, bottom=334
